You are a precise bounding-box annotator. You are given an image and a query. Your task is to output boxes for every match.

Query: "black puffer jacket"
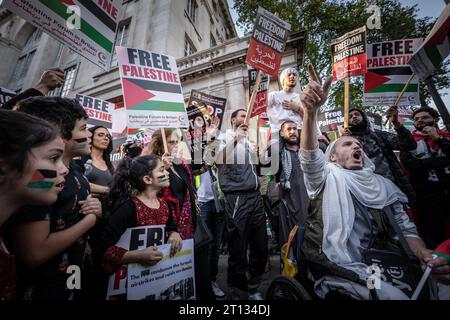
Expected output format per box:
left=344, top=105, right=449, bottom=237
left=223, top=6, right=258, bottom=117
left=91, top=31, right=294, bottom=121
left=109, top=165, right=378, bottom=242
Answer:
left=349, top=108, right=417, bottom=206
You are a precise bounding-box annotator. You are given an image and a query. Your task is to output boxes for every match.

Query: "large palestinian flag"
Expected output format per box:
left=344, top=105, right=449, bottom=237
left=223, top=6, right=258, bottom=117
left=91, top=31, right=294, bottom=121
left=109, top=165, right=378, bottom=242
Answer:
left=410, top=3, right=450, bottom=80
left=116, top=46, right=188, bottom=129
left=364, top=39, right=422, bottom=107
left=2, top=0, right=121, bottom=70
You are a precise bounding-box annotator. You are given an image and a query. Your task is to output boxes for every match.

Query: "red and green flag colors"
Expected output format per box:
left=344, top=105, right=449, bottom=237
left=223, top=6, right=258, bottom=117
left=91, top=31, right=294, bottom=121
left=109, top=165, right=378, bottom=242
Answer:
left=409, top=3, right=450, bottom=81
left=2, top=0, right=122, bottom=70
left=116, top=46, right=189, bottom=129
left=434, top=238, right=450, bottom=263
left=331, top=26, right=367, bottom=81
left=364, top=39, right=422, bottom=106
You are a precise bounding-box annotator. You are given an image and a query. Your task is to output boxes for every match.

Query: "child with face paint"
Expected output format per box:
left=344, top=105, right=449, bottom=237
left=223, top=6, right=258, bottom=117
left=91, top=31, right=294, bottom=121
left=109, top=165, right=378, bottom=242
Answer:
left=4, top=97, right=103, bottom=300
left=0, top=109, right=68, bottom=300
left=94, top=155, right=182, bottom=297
left=149, top=129, right=216, bottom=300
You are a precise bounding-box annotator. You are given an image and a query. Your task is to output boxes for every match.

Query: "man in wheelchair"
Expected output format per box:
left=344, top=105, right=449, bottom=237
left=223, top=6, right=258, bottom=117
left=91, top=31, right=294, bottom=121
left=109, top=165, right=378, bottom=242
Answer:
left=296, top=64, right=450, bottom=300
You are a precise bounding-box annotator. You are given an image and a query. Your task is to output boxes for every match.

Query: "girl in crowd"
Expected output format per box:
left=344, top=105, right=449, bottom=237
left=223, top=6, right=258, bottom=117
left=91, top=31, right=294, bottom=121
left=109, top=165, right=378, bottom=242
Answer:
left=149, top=129, right=214, bottom=300
left=94, top=155, right=182, bottom=295
left=0, top=109, right=68, bottom=300
left=82, top=126, right=114, bottom=197
left=6, top=97, right=102, bottom=300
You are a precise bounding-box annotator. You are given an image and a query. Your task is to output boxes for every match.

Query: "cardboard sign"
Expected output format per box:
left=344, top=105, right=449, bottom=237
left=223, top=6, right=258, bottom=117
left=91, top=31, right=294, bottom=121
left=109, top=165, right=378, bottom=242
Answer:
left=184, top=90, right=227, bottom=164
left=127, top=239, right=195, bottom=300
left=318, top=108, right=382, bottom=132
left=331, top=26, right=367, bottom=81
left=116, top=46, right=189, bottom=128
left=107, top=225, right=166, bottom=300
left=3, top=0, right=121, bottom=70
left=75, top=94, right=115, bottom=129
left=245, top=7, right=291, bottom=76
left=248, top=69, right=269, bottom=118
left=364, top=39, right=422, bottom=106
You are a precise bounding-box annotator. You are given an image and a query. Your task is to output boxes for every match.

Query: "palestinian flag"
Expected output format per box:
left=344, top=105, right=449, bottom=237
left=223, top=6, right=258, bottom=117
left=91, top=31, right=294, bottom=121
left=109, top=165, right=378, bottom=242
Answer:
left=121, top=77, right=185, bottom=113
left=127, top=128, right=152, bottom=144
left=40, top=0, right=117, bottom=53
left=410, top=3, right=450, bottom=80
left=364, top=67, right=418, bottom=94
left=434, top=238, right=450, bottom=263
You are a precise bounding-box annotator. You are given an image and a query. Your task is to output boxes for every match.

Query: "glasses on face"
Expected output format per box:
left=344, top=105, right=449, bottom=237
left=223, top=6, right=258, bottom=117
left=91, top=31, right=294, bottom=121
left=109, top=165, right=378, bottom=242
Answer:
left=167, top=140, right=178, bottom=145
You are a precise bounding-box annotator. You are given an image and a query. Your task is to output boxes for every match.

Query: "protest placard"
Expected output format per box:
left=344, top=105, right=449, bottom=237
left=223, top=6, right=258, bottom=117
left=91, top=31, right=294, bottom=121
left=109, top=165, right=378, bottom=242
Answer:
left=184, top=90, right=226, bottom=164
left=116, top=46, right=188, bottom=129
left=75, top=94, right=115, bottom=129
left=245, top=7, right=291, bottom=77
left=106, top=225, right=166, bottom=300
left=2, top=0, right=121, bottom=70
left=364, top=39, right=422, bottom=106
left=331, top=26, right=367, bottom=81
left=127, top=239, right=195, bottom=300
left=318, top=108, right=382, bottom=132
left=248, top=69, right=269, bottom=118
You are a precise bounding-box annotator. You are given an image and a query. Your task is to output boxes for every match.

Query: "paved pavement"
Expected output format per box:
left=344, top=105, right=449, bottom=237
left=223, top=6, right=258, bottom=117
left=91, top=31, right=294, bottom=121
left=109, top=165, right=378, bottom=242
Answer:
left=215, top=253, right=280, bottom=300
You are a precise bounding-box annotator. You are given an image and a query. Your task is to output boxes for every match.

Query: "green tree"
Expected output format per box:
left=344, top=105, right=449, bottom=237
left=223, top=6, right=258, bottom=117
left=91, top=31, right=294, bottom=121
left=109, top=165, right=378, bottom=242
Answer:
left=233, top=0, right=449, bottom=114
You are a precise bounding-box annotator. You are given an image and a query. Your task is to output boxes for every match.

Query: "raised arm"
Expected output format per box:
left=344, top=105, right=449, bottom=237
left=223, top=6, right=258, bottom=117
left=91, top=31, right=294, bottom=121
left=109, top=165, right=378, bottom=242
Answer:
left=300, top=64, right=332, bottom=151
left=299, top=64, right=332, bottom=197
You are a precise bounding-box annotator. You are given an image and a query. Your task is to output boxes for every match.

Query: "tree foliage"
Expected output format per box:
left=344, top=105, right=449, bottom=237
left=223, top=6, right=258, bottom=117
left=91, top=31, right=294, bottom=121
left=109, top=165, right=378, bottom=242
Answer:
left=232, top=0, right=449, bottom=114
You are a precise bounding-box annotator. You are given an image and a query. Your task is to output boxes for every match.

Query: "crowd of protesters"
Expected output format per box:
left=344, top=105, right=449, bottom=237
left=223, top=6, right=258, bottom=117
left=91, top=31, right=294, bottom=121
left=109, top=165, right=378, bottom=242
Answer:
left=0, top=65, right=449, bottom=301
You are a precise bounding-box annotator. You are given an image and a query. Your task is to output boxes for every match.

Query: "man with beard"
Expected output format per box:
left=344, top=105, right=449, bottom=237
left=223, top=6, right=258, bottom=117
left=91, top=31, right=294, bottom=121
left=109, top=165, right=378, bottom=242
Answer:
left=401, top=107, right=450, bottom=248
left=341, top=107, right=417, bottom=206
left=300, top=64, right=450, bottom=300
left=262, top=120, right=309, bottom=248
left=212, top=109, right=267, bottom=300
left=267, top=67, right=304, bottom=133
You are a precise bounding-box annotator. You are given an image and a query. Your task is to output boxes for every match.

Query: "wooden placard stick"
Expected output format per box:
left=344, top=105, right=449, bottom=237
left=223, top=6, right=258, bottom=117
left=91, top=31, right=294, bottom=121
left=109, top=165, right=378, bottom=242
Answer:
left=384, top=72, right=416, bottom=126
left=344, top=77, right=350, bottom=128
left=244, top=70, right=263, bottom=125
left=161, top=127, right=169, bottom=154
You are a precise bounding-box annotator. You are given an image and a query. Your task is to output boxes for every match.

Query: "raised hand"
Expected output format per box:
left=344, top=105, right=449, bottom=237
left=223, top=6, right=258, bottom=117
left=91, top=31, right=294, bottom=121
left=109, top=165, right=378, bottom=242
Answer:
left=300, top=64, right=332, bottom=114
left=34, top=68, right=65, bottom=95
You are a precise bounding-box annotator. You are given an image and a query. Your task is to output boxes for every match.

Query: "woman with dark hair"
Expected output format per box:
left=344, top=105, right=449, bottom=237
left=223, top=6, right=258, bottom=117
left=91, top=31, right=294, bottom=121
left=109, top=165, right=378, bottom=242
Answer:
left=0, top=109, right=68, bottom=300
left=149, top=128, right=214, bottom=300
left=82, top=126, right=114, bottom=196
left=94, top=155, right=182, bottom=298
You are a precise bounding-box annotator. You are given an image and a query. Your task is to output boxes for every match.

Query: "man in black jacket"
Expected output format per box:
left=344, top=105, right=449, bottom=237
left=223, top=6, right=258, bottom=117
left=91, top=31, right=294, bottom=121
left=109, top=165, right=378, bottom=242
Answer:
left=341, top=107, right=417, bottom=206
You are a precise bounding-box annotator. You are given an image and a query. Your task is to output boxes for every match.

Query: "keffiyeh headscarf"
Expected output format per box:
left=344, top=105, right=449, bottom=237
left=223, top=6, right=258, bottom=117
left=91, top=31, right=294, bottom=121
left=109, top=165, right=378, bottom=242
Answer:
left=318, top=139, right=408, bottom=265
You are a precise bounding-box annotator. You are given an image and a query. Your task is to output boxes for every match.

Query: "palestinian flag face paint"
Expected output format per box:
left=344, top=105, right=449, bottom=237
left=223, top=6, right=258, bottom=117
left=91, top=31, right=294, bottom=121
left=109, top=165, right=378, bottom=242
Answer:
left=26, top=169, right=57, bottom=189
left=157, top=174, right=169, bottom=185
left=72, top=137, right=88, bottom=151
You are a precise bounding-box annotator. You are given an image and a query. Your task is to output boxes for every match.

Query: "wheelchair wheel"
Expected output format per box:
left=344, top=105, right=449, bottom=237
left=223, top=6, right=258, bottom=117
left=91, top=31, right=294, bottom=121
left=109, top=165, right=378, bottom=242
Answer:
left=266, top=275, right=312, bottom=300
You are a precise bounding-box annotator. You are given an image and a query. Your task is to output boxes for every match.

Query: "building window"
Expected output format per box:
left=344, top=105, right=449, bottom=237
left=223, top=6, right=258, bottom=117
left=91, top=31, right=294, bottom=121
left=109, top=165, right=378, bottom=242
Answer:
left=111, top=21, right=131, bottom=67
left=10, top=28, right=42, bottom=87
left=210, top=33, right=217, bottom=47
left=186, top=0, right=197, bottom=23
left=11, top=50, right=36, bottom=84
left=49, top=65, right=77, bottom=97
left=184, top=35, right=197, bottom=56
